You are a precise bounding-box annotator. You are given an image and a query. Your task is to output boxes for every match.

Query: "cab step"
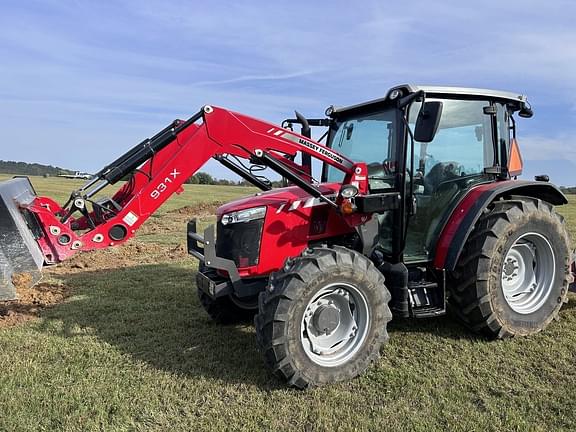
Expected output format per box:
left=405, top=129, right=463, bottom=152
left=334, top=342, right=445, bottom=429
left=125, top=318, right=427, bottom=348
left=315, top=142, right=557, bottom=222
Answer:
left=408, top=279, right=446, bottom=318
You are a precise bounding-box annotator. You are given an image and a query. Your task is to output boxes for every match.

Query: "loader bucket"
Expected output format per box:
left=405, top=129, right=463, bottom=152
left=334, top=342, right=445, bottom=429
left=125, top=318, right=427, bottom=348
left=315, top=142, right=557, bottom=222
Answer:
left=0, top=177, right=44, bottom=301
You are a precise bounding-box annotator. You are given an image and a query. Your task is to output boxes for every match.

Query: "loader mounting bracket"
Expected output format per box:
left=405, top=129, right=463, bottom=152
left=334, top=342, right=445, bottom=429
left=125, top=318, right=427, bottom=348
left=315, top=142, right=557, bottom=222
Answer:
left=187, top=219, right=265, bottom=299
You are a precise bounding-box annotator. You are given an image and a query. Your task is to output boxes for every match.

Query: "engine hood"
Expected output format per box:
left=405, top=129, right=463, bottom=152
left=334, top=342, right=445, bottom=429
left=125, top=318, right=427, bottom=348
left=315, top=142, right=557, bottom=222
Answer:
left=216, top=183, right=341, bottom=217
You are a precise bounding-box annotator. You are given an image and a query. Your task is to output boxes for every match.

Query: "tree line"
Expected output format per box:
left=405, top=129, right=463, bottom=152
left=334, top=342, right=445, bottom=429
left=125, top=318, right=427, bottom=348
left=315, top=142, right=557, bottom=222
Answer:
left=0, top=160, right=73, bottom=176
left=560, top=186, right=576, bottom=194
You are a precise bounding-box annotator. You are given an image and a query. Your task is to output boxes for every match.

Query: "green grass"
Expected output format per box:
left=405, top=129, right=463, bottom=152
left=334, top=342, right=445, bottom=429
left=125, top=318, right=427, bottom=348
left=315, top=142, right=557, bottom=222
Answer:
left=1, top=177, right=575, bottom=431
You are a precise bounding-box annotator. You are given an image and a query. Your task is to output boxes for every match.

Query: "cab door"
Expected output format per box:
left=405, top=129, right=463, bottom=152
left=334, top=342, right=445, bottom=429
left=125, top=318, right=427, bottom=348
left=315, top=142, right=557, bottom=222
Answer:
left=323, top=107, right=402, bottom=257
left=404, top=98, right=501, bottom=262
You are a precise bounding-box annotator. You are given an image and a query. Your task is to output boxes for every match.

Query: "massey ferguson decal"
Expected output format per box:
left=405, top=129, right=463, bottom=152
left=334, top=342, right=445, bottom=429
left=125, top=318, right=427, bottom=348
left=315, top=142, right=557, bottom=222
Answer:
left=275, top=130, right=354, bottom=169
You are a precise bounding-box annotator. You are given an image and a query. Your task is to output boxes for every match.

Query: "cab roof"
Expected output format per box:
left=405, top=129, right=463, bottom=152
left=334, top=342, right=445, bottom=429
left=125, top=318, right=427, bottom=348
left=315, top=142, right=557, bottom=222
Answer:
left=331, top=84, right=528, bottom=114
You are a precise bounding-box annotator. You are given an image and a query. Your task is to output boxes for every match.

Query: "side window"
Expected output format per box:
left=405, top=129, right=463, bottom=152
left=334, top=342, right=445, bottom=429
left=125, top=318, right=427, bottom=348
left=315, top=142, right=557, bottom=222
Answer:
left=409, top=99, right=494, bottom=193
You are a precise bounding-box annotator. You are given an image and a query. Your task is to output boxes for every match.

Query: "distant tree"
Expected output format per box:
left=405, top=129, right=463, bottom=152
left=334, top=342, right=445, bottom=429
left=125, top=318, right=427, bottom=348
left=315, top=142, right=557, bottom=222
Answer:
left=184, top=173, right=273, bottom=187
left=194, top=172, right=214, bottom=185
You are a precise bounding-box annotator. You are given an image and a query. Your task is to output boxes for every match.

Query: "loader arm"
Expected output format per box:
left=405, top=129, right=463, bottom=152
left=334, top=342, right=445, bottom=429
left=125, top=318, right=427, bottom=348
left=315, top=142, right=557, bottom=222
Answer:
left=8, top=105, right=368, bottom=274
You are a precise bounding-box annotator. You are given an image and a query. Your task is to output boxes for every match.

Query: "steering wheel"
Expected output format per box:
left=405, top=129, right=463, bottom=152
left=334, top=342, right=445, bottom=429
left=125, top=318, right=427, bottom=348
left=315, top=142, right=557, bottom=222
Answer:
left=423, top=161, right=462, bottom=194
left=434, top=172, right=480, bottom=193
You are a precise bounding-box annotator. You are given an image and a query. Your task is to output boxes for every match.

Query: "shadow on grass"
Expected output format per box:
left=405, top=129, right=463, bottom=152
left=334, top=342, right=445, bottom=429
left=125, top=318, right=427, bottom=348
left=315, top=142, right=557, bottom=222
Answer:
left=36, top=264, right=283, bottom=389
left=388, top=314, right=482, bottom=341
left=35, top=263, right=482, bottom=387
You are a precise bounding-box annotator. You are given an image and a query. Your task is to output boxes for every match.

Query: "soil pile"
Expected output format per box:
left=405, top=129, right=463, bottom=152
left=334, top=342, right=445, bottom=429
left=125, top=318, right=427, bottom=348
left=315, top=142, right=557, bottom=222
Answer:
left=0, top=282, right=69, bottom=327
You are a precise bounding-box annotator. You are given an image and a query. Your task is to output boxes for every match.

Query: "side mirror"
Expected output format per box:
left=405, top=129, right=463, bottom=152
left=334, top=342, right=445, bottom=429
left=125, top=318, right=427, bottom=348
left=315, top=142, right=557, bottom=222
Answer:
left=518, top=103, right=533, bottom=118
left=414, top=101, right=443, bottom=143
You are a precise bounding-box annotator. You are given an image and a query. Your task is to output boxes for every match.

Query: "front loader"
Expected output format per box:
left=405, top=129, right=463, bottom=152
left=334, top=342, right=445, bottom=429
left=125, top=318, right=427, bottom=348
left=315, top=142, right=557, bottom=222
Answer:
left=0, top=84, right=574, bottom=388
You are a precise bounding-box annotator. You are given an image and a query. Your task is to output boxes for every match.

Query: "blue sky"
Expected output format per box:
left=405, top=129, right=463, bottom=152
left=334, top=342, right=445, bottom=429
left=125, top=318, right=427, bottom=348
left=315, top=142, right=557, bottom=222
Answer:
left=0, top=0, right=575, bottom=185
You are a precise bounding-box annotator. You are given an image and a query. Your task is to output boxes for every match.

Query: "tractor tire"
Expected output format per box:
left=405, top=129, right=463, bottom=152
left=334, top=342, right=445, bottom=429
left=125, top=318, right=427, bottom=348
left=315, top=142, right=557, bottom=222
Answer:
left=255, top=246, right=392, bottom=389
left=196, top=265, right=258, bottom=325
left=450, top=197, right=571, bottom=338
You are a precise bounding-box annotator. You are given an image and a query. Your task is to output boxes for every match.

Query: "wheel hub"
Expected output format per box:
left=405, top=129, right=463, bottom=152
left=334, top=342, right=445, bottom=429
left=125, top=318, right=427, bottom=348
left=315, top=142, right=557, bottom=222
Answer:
left=312, top=304, right=340, bottom=335
left=503, top=257, right=520, bottom=281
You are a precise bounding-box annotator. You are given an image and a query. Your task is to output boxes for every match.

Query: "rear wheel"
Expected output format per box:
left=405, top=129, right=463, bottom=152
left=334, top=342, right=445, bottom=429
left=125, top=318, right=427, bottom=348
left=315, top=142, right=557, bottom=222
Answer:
left=450, top=197, right=571, bottom=338
left=196, top=264, right=258, bottom=324
left=255, top=246, right=392, bottom=388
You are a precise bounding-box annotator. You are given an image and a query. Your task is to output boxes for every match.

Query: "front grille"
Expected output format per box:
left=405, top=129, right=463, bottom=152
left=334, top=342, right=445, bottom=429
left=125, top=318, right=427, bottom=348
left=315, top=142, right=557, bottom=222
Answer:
left=216, top=218, right=264, bottom=267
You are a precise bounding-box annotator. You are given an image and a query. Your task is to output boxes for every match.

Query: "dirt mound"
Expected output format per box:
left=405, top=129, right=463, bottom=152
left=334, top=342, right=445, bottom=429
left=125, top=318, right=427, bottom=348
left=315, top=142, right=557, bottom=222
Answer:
left=52, top=240, right=187, bottom=273
left=139, top=203, right=220, bottom=237
left=0, top=282, right=70, bottom=328
left=167, top=202, right=223, bottom=217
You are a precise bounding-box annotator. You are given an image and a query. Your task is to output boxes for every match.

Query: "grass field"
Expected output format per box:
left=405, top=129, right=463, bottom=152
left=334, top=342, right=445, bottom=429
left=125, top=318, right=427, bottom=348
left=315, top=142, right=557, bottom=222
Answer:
left=1, top=175, right=575, bottom=431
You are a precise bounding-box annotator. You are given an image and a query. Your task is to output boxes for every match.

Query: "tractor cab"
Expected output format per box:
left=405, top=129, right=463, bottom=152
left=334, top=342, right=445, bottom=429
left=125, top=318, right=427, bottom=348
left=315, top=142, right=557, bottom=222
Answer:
left=323, top=85, right=531, bottom=264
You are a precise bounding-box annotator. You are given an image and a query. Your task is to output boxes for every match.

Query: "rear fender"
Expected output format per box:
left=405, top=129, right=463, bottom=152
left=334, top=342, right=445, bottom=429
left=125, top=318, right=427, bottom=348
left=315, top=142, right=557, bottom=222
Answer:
left=433, top=180, right=568, bottom=271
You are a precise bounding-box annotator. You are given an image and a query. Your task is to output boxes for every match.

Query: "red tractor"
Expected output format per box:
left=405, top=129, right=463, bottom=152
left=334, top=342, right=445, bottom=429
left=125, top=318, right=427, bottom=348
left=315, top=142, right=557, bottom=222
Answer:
left=0, top=85, right=573, bottom=388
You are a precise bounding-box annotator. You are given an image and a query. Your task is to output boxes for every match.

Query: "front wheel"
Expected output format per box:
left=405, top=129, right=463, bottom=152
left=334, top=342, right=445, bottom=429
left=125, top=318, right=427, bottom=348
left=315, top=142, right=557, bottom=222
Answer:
left=450, top=197, right=571, bottom=338
left=255, top=246, right=392, bottom=388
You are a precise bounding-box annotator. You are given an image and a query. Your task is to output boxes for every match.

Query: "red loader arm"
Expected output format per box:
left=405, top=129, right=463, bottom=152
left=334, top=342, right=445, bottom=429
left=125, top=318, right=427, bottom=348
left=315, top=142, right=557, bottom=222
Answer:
left=23, top=105, right=368, bottom=265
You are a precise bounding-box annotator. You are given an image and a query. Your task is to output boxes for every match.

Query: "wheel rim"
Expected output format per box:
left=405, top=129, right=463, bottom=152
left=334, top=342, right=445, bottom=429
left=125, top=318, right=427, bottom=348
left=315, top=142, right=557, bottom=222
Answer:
left=300, top=282, right=370, bottom=367
left=501, top=232, right=556, bottom=315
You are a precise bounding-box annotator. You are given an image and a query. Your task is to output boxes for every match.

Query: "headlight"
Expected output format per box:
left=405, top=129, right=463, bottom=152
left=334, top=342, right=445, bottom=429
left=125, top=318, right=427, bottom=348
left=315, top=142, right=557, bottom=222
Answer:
left=221, top=206, right=266, bottom=225
left=340, top=184, right=359, bottom=199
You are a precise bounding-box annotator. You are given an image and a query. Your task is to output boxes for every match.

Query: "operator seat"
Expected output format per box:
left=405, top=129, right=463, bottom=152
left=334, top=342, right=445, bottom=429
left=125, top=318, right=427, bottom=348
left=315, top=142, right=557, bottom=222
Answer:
left=423, top=162, right=459, bottom=195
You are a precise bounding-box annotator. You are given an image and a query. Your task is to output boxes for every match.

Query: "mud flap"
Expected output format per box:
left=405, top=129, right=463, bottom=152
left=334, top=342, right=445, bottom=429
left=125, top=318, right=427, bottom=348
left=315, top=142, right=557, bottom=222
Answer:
left=0, top=177, right=44, bottom=301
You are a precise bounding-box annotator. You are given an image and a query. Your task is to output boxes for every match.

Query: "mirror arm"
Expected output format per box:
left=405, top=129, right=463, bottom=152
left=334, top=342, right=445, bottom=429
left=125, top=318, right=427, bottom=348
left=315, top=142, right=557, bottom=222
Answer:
left=398, top=90, right=425, bottom=109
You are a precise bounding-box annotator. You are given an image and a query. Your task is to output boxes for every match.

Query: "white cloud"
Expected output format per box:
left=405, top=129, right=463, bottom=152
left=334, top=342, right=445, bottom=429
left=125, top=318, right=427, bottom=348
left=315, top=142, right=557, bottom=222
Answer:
left=519, top=134, right=576, bottom=162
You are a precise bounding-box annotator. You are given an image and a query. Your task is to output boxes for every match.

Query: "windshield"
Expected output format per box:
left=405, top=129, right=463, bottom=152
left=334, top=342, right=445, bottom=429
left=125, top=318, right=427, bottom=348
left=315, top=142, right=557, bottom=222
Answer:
left=326, top=108, right=397, bottom=190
